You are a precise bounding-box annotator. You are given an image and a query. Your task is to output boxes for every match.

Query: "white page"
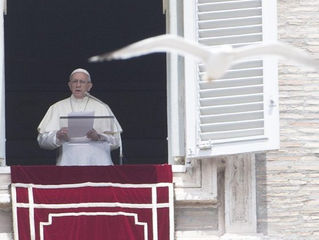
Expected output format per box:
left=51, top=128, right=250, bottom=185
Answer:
left=68, top=111, right=94, bottom=140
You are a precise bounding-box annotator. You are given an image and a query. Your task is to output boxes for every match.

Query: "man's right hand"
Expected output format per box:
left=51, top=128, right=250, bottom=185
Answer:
left=56, top=127, right=69, bottom=141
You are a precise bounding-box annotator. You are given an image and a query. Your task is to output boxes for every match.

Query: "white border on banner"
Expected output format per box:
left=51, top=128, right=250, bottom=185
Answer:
left=152, top=186, right=158, bottom=240
left=28, top=186, right=36, bottom=240
left=40, top=212, right=148, bottom=240
left=12, top=182, right=174, bottom=240
left=13, top=181, right=172, bottom=188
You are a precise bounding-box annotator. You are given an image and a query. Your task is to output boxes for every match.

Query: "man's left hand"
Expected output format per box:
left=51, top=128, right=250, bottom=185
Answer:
left=87, top=129, right=100, bottom=141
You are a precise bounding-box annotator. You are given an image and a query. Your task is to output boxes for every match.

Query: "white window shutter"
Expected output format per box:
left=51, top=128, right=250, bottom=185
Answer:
left=184, top=0, right=279, bottom=159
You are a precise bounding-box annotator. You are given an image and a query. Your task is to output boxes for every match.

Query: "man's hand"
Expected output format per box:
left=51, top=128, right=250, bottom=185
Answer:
left=87, top=129, right=100, bottom=141
left=56, top=127, right=69, bottom=141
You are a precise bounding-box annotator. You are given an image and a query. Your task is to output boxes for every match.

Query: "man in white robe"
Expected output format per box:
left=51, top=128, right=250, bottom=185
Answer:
left=37, top=68, right=122, bottom=166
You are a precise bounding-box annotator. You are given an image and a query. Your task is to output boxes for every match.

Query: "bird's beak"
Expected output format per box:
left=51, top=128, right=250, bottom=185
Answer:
left=88, top=52, right=115, bottom=62
left=88, top=56, right=100, bottom=62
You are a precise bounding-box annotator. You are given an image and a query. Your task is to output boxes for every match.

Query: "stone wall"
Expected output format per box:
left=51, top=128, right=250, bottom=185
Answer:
left=255, top=0, right=319, bottom=239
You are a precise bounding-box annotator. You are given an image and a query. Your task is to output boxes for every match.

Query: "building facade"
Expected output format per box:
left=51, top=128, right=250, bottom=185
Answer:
left=1, top=0, right=319, bottom=239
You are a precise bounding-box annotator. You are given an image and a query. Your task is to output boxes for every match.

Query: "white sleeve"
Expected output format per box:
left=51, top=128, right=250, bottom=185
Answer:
left=37, top=131, right=62, bottom=150
left=99, top=132, right=121, bottom=150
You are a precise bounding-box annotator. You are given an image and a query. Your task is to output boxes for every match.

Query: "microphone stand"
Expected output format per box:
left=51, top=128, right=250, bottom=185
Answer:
left=85, top=92, right=124, bottom=165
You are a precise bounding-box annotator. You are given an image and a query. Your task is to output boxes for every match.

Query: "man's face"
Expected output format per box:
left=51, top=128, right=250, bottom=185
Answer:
left=68, top=72, right=92, bottom=99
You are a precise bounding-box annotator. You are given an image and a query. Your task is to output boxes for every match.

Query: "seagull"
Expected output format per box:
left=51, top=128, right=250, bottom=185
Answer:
left=89, top=34, right=319, bottom=81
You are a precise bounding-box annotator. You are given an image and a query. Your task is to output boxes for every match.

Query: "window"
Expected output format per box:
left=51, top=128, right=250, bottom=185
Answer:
left=3, top=1, right=166, bottom=166
left=167, top=0, right=279, bottom=163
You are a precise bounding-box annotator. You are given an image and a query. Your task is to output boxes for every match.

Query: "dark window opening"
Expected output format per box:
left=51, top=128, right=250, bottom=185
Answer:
left=5, top=0, right=167, bottom=165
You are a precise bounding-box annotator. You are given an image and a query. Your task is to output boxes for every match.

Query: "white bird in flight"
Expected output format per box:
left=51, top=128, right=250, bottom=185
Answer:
left=89, top=34, right=319, bottom=81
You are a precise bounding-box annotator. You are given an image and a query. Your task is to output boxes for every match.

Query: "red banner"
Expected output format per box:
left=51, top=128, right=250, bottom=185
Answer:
left=11, top=165, right=174, bottom=240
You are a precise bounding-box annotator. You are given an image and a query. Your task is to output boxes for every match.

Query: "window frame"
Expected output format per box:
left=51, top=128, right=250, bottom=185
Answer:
left=0, top=0, right=5, bottom=166
left=0, top=0, right=280, bottom=166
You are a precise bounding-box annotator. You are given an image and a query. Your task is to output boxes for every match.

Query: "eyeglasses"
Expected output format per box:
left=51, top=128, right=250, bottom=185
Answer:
left=69, top=79, right=90, bottom=85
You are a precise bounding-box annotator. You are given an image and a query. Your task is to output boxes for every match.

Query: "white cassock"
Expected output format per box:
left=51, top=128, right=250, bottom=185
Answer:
left=37, top=95, right=122, bottom=166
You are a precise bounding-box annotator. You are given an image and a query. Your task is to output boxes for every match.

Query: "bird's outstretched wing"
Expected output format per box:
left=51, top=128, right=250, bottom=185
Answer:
left=233, top=42, right=319, bottom=71
left=89, top=34, right=211, bottom=63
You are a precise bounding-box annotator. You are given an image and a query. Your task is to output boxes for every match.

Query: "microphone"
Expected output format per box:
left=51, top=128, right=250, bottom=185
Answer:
left=85, top=92, right=106, bottom=107
left=85, top=92, right=124, bottom=165
left=85, top=92, right=104, bottom=105
left=85, top=92, right=122, bottom=132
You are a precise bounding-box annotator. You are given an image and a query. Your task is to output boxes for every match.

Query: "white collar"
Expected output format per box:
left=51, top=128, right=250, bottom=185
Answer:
left=70, top=95, right=89, bottom=103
